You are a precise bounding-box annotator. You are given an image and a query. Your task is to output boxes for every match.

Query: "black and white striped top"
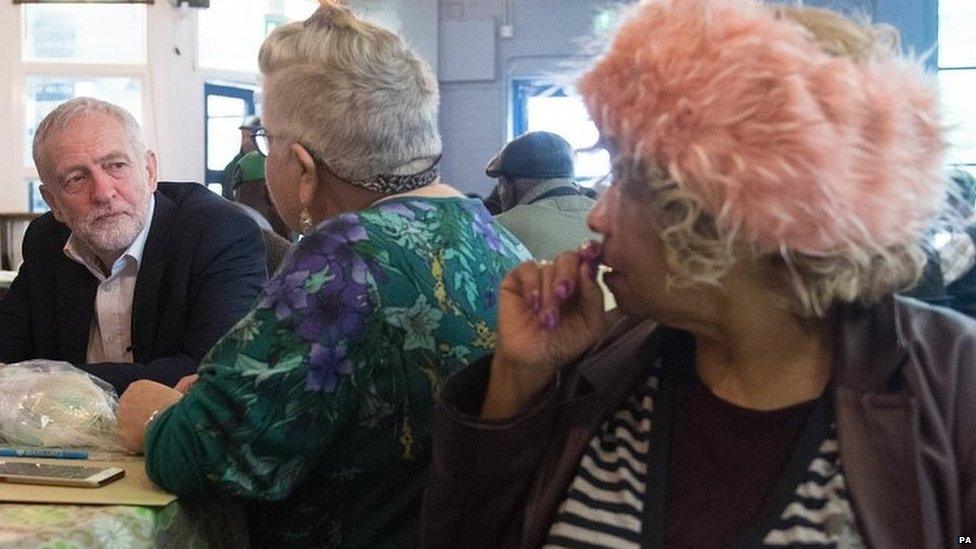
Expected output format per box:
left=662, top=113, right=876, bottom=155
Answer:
left=544, top=366, right=864, bottom=548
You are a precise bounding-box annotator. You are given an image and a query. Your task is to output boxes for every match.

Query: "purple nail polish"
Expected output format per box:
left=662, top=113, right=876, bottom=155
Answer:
left=580, top=240, right=600, bottom=259
left=545, top=310, right=558, bottom=331
left=555, top=281, right=570, bottom=300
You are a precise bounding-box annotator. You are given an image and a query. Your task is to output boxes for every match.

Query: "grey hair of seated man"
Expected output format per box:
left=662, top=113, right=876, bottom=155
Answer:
left=32, top=97, right=147, bottom=184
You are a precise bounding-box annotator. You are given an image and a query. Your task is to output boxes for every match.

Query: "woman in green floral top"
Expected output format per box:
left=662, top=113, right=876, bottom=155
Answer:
left=116, top=5, right=530, bottom=547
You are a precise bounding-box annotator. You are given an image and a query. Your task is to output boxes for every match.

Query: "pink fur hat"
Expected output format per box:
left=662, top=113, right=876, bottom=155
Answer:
left=578, top=0, right=945, bottom=255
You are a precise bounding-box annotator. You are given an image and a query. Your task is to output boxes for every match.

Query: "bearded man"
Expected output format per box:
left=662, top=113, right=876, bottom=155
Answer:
left=0, top=97, right=267, bottom=393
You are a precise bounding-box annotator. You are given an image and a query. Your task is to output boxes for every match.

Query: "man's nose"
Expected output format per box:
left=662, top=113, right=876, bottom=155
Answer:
left=90, top=169, right=117, bottom=203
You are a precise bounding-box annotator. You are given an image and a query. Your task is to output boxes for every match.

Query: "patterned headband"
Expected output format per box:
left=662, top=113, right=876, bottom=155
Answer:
left=317, top=154, right=442, bottom=194
left=354, top=155, right=442, bottom=194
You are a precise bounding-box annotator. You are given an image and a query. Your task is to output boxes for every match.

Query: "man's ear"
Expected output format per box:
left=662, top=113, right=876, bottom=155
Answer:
left=145, top=150, right=159, bottom=193
left=39, top=184, right=64, bottom=223
left=290, top=143, right=321, bottom=209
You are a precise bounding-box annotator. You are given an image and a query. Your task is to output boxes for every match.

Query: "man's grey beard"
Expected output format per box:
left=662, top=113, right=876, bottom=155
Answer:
left=76, top=200, right=150, bottom=257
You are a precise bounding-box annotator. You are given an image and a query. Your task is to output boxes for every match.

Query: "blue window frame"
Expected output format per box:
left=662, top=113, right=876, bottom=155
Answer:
left=203, top=82, right=256, bottom=185
left=938, top=0, right=976, bottom=177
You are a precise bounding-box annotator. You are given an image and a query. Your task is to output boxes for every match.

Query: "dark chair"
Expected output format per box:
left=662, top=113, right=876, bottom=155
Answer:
left=261, top=229, right=293, bottom=277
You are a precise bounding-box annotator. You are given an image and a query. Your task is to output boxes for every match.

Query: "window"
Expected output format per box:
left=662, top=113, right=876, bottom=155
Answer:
left=7, top=3, right=150, bottom=213
left=938, top=0, right=976, bottom=175
left=197, top=0, right=318, bottom=73
left=512, top=80, right=611, bottom=186
left=27, top=180, right=47, bottom=214
left=197, top=1, right=315, bottom=193
left=204, top=83, right=256, bottom=188
left=24, top=76, right=143, bottom=165
left=22, top=4, right=146, bottom=64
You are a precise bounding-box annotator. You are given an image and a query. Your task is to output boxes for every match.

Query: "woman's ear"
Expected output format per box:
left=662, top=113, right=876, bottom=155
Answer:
left=290, top=142, right=321, bottom=208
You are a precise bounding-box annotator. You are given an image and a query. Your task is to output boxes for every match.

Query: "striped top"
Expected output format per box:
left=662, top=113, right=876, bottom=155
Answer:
left=763, top=437, right=865, bottom=547
left=544, top=364, right=864, bottom=548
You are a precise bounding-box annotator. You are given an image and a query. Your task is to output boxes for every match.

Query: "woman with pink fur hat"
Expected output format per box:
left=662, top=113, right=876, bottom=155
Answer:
left=423, top=1, right=976, bottom=547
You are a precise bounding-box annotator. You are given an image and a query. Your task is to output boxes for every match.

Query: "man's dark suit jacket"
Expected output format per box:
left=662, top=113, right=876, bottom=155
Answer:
left=0, top=182, right=268, bottom=394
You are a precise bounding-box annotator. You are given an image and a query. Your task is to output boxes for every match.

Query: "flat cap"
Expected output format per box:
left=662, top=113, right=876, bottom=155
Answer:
left=486, top=131, right=575, bottom=179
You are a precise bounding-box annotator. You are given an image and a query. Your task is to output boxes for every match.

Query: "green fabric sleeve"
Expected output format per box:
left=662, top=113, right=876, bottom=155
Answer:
left=143, top=307, right=359, bottom=500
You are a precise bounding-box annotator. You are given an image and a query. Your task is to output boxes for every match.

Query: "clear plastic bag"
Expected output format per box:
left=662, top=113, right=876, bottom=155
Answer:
left=0, top=360, right=124, bottom=451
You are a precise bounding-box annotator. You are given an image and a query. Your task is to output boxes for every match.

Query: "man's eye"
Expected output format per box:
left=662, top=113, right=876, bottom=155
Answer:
left=106, top=162, right=128, bottom=175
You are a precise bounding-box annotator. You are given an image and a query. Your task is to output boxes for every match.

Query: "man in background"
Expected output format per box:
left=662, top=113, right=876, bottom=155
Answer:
left=0, top=97, right=267, bottom=393
left=486, top=131, right=598, bottom=260
left=218, top=115, right=261, bottom=200
left=905, top=169, right=976, bottom=318
left=231, top=150, right=294, bottom=275
left=233, top=150, right=292, bottom=240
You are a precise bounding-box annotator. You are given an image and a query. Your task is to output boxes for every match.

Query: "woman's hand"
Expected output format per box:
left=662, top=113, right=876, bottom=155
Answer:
left=482, top=241, right=609, bottom=419
left=173, top=374, right=199, bottom=394
left=116, top=380, right=183, bottom=453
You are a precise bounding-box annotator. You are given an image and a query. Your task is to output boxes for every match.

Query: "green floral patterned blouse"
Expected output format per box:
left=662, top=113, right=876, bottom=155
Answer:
left=144, top=197, right=531, bottom=548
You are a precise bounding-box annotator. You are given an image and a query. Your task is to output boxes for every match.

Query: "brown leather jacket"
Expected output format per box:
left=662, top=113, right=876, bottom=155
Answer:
left=422, top=296, right=976, bottom=548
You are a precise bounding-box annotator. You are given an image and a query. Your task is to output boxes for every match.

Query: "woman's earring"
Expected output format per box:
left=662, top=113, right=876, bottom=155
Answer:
left=300, top=208, right=314, bottom=235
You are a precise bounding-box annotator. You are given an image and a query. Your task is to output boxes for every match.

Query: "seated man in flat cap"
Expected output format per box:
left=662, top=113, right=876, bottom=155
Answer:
left=486, top=131, right=598, bottom=260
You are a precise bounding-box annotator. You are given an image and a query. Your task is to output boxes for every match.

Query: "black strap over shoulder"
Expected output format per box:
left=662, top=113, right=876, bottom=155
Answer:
left=527, top=185, right=584, bottom=205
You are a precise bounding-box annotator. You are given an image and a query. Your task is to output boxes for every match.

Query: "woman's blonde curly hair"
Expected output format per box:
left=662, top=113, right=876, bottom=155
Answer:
left=619, top=157, right=926, bottom=319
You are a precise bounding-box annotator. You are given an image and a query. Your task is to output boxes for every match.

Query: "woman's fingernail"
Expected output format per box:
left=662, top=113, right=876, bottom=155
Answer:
left=531, top=290, right=541, bottom=312
left=555, top=281, right=570, bottom=300
left=580, top=240, right=600, bottom=259
left=544, top=310, right=558, bottom=331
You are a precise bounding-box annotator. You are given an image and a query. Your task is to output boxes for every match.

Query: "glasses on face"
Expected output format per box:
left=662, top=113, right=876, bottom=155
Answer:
left=251, top=127, right=272, bottom=156
left=250, top=127, right=354, bottom=185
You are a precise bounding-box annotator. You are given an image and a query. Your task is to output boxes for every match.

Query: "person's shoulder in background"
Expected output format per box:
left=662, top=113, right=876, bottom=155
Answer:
left=156, top=181, right=261, bottom=233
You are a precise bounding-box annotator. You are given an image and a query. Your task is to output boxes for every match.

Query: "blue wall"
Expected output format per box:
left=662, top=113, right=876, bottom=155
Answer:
left=438, top=0, right=938, bottom=196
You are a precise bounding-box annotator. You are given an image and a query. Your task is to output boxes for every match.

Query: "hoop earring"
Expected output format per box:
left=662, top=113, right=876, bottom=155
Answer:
left=300, top=208, right=314, bottom=235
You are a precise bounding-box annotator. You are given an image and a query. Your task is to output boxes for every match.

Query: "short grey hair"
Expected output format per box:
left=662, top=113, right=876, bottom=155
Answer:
left=32, top=97, right=146, bottom=185
left=258, top=2, right=441, bottom=184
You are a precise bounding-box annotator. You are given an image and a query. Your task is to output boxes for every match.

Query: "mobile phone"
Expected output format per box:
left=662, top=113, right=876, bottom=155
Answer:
left=0, top=460, right=125, bottom=488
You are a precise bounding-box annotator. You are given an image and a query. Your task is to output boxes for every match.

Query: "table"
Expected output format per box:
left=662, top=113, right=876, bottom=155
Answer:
left=0, top=456, right=249, bottom=548
left=0, top=502, right=205, bottom=548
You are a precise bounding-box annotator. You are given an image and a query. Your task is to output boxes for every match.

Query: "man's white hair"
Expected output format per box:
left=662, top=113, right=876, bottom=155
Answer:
left=258, top=2, right=441, bottom=183
left=32, top=97, right=146, bottom=184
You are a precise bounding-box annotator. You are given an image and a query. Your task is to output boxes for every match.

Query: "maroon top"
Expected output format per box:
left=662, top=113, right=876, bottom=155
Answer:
left=664, top=372, right=817, bottom=548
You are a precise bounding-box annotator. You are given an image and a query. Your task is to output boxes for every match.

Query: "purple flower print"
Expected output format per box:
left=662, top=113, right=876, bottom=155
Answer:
left=483, top=286, right=497, bottom=309
left=303, top=219, right=372, bottom=285
left=297, top=281, right=370, bottom=343
left=290, top=249, right=329, bottom=275
left=304, top=214, right=368, bottom=254
left=408, top=200, right=436, bottom=212
left=469, top=205, right=504, bottom=253
left=378, top=202, right=417, bottom=219
left=260, top=270, right=311, bottom=320
left=307, top=341, right=353, bottom=392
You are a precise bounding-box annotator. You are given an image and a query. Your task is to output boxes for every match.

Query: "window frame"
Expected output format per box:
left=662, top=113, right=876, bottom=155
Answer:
left=937, top=0, right=976, bottom=171
left=203, top=82, right=257, bottom=185
left=3, top=3, right=153, bottom=213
